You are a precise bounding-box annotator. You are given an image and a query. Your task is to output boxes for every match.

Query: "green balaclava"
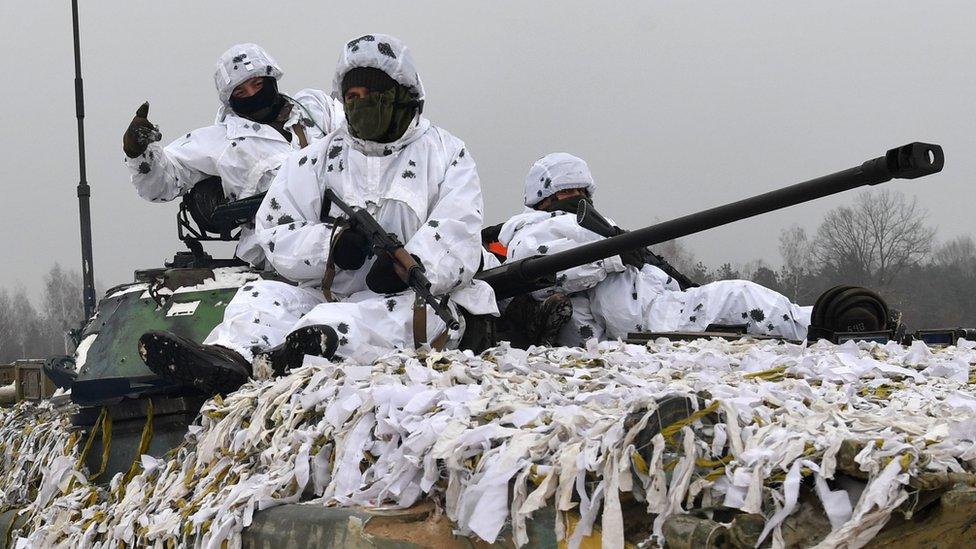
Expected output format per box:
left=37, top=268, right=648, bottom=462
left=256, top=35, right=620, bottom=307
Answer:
left=344, top=81, right=420, bottom=143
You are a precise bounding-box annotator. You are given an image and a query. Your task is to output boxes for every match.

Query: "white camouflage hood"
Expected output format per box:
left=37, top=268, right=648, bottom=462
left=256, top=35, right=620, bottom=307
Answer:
left=331, top=34, right=425, bottom=102
left=213, top=43, right=284, bottom=106
left=524, top=152, right=597, bottom=207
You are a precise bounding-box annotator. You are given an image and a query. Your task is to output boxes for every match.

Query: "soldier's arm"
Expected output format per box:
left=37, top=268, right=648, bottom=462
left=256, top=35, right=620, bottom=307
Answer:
left=404, top=141, right=484, bottom=296
left=124, top=125, right=223, bottom=203
left=253, top=141, right=335, bottom=282
left=506, top=213, right=625, bottom=294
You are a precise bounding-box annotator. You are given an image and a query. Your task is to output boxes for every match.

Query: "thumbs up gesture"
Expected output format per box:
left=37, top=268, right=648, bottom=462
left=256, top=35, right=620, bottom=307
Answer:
left=122, top=102, right=162, bottom=158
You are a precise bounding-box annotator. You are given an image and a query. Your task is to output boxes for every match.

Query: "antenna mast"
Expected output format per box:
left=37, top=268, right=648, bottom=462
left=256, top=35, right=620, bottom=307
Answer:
left=71, top=0, right=97, bottom=319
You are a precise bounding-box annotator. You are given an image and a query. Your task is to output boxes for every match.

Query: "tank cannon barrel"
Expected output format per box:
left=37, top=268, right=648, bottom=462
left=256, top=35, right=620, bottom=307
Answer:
left=479, top=142, right=944, bottom=299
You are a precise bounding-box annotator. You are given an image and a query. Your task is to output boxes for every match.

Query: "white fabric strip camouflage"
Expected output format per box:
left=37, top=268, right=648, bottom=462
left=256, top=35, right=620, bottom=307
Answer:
left=0, top=396, right=79, bottom=513
left=5, top=338, right=976, bottom=548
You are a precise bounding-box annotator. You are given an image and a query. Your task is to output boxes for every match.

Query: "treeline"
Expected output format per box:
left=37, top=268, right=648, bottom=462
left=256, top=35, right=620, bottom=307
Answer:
left=0, top=264, right=86, bottom=364
left=665, top=189, right=976, bottom=329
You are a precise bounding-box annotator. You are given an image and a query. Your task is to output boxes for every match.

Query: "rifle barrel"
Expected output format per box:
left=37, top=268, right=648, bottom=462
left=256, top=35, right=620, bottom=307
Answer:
left=479, top=143, right=944, bottom=299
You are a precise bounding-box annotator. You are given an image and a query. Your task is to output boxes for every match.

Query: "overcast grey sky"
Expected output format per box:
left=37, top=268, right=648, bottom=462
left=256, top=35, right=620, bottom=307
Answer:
left=1, top=1, right=973, bottom=298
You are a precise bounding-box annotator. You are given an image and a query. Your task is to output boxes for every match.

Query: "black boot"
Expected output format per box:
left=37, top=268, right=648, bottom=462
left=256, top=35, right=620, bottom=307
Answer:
left=498, top=294, right=539, bottom=348
left=256, top=324, right=339, bottom=377
left=500, top=293, right=573, bottom=348
left=533, top=293, right=573, bottom=346
left=138, top=331, right=252, bottom=396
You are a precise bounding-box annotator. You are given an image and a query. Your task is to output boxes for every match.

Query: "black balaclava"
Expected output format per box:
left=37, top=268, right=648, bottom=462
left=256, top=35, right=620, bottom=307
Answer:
left=342, top=67, right=396, bottom=95
left=229, top=77, right=284, bottom=122
left=543, top=193, right=592, bottom=215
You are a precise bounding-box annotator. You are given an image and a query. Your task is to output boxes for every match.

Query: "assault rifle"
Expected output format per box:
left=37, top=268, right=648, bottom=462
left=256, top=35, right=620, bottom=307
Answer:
left=478, top=142, right=944, bottom=299
left=211, top=191, right=266, bottom=230
left=321, top=188, right=460, bottom=331
left=211, top=186, right=460, bottom=330
left=575, top=200, right=698, bottom=289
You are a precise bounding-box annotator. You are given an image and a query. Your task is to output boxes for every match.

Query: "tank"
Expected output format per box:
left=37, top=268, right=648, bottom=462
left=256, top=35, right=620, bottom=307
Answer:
left=53, top=179, right=269, bottom=497
left=66, top=177, right=266, bottom=407
left=22, top=142, right=972, bottom=549
left=64, top=143, right=946, bottom=405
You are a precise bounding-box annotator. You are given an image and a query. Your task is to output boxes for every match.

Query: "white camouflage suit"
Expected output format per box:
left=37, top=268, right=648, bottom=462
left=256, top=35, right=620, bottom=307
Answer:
left=205, top=34, right=498, bottom=363
left=499, top=153, right=811, bottom=346
left=124, top=43, right=343, bottom=265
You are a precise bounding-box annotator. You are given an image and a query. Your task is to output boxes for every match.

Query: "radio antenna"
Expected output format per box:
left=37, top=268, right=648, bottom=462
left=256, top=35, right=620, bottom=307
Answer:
left=71, top=0, right=97, bottom=319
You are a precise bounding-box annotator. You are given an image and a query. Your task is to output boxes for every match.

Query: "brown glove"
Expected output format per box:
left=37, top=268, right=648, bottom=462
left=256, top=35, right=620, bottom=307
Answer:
left=122, top=102, right=161, bottom=158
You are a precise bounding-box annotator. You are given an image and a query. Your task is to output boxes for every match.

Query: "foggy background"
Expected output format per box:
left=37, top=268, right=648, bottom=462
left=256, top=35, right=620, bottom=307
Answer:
left=1, top=0, right=973, bottom=298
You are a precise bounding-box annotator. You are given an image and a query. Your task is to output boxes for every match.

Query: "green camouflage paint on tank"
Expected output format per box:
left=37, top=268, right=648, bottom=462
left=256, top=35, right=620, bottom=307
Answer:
left=75, top=285, right=240, bottom=382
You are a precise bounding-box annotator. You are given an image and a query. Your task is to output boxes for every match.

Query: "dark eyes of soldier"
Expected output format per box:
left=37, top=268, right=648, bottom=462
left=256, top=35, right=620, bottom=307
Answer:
left=554, top=189, right=585, bottom=200
left=344, top=86, right=372, bottom=101
left=232, top=77, right=264, bottom=99
left=536, top=188, right=587, bottom=210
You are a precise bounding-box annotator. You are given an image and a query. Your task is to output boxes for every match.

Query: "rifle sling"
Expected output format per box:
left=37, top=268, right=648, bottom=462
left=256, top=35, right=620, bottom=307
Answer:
left=321, top=225, right=345, bottom=302
left=413, top=295, right=449, bottom=351
left=326, top=224, right=449, bottom=351
left=291, top=123, right=309, bottom=148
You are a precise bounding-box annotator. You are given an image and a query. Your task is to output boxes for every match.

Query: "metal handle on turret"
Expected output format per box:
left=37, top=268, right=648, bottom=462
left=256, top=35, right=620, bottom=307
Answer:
left=478, top=142, right=945, bottom=299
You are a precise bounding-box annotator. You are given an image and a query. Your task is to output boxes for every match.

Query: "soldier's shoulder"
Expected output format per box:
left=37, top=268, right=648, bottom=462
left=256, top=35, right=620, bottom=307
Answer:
left=288, top=89, right=342, bottom=132
left=425, top=124, right=468, bottom=157
left=282, top=129, right=345, bottom=175
left=499, top=209, right=555, bottom=242
left=290, top=88, right=333, bottom=109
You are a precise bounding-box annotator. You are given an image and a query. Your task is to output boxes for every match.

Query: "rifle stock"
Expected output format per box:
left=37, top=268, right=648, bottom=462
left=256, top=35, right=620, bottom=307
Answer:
left=576, top=200, right=622, bottom=238
left=576, top=200, right=698, bottom=289
left=478, top=142, right=944, bottom=299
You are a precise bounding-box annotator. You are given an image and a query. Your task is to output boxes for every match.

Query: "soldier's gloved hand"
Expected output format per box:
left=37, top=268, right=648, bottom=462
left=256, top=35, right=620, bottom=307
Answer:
left=332, top=229, right=371, bottom=270
left=365, top=253, right=410, bottom=294
left=123, top=102, right=162, bottom=158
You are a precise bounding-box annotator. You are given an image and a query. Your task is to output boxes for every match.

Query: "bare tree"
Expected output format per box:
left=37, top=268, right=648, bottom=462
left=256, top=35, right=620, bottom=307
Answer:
left=814, top=190, right=934, bottom=288
left=656, top=238, right=699, bottom=280
left=740, top=259, right=768, bottom=281
left=41, top=264, right=85, bottom=354
left=933, top=235, right=976, bottom=271
left=0, top=289, right=12, bottom=363
left=7, top=286, right=47, bottom=360
left=778, top=224, right=814, bottom=301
